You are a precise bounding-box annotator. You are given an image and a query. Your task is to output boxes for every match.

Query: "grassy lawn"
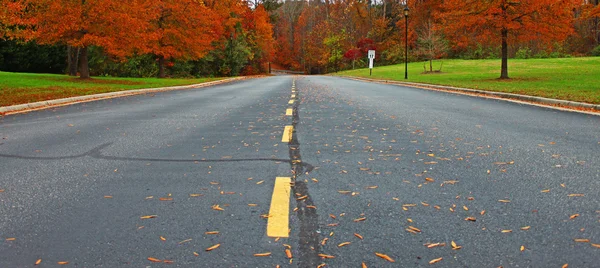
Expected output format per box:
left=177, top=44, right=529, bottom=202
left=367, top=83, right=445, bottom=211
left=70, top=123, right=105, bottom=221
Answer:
left=337, top=57, right=600, bottom=104
left=0, top=72, right=225, bottom=107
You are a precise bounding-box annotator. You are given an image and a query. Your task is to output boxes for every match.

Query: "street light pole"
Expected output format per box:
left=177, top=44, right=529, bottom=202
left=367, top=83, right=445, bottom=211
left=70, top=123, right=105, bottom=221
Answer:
left=404, top=6, right=409, bottom=80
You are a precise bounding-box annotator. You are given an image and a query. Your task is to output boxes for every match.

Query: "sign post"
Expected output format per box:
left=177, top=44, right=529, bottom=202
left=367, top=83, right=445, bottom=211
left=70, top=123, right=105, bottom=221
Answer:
left=368, top=50, right=375, bottom=76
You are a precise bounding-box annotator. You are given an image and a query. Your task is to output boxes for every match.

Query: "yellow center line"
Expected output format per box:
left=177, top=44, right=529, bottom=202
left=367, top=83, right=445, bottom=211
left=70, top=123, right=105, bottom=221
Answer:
left=291, top=94, right=296, bottom=98
left=267, top=177, right=292, bottom=237
left=288, top=100, right=294, bottom=104
left=282, top=125, right=293, bottom=142
left=286, top=108, right=293, bottom=116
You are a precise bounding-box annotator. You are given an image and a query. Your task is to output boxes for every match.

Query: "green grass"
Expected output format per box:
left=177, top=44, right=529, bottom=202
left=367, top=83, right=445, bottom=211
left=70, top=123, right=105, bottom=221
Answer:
left=0, top=72, right=225, bottom=107
left=337, top=57, right=600, bottom=104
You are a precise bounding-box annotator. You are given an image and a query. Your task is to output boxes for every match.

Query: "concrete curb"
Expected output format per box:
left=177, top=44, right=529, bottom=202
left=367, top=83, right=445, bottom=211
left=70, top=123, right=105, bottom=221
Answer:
left=338, top=76, right=600, bottom=112
left=0, top=76, right=252, bottom=115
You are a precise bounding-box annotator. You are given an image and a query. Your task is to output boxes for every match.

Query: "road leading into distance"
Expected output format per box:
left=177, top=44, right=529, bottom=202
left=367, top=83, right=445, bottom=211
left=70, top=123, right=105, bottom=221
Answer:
left=0, top=75, right=599, bottom=267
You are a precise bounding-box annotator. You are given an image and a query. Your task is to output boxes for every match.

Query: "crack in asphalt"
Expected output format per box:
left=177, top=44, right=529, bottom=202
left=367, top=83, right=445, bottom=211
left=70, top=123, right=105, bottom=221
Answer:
left=0, top=143, right=316, bottom=171
left=288, top=81, right=322, bottom=268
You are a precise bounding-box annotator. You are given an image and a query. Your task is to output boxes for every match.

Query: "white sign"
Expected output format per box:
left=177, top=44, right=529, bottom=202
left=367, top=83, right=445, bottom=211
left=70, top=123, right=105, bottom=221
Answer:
left=368, top=50, right=375, bottom=69
left=368, top=50, right=375, bottom=59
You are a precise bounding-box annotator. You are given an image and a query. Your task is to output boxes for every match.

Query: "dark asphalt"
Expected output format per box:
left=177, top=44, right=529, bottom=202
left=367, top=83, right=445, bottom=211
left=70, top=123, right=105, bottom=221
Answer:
left=1, top=75, right=599, bottom=267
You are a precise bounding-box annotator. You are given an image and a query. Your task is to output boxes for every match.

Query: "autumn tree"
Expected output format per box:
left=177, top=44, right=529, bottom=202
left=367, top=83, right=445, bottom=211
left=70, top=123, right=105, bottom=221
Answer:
left=141, top=0, right=220, bottom=78
left=441, top=0, right=577, bottom=79
left=1, top=0, right=146, bottom=78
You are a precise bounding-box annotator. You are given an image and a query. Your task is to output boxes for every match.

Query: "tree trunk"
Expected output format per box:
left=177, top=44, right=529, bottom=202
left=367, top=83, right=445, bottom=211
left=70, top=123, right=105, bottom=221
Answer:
left=78, top=46, right=90, bottom=79
left=158, top=56, right=166, bottom=78
left=500, top=28, right=509, bottom=79
left=67, top=46, right=79, bottom=76
left=429, top=59, right=433, bottom=72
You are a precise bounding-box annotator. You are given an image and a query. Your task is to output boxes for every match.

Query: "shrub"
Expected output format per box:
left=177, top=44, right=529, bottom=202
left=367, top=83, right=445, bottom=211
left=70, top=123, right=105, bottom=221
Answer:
left=591, top=45, right=600, bottom=57
left=514, top=47, right=532, bottom=59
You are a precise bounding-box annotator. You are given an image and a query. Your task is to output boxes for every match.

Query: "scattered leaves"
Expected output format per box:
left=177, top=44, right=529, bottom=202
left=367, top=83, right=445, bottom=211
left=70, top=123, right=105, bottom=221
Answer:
left=254, top=252, right=272, bottom=257
left=318, top=254, right=335, bottom=259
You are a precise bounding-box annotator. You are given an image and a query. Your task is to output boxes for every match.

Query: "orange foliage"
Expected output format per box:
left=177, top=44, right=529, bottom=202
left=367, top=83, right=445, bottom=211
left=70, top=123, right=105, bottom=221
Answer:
left=440, top=0, right=577, bottom=50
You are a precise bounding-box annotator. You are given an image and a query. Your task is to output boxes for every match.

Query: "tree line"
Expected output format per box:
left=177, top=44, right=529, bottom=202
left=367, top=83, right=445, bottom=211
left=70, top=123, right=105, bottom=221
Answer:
left=1, top=0, right=275, bottom=78
left=271, top=0, right=600, bottom=78
left=1, top=0, right=600, bottom=79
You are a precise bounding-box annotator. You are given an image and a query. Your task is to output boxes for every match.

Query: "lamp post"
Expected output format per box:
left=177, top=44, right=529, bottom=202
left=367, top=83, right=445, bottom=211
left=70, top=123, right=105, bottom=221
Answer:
left=404, top=5, right=409, bottom=80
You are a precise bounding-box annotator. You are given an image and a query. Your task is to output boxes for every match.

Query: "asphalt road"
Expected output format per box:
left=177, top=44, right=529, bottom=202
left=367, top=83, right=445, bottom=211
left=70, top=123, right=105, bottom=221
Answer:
left=0, top=75, right=599, bottom=267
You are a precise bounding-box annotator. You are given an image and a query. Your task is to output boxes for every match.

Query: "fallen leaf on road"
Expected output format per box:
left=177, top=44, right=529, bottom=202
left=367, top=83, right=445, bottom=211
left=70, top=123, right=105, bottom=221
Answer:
left=366, top=186, right=378, bottom=189
left=521, top=226, right=531, bottom=230
left=147, top=257, right=161, bottom=262
left=425, top=178, right=435, bottom=182
left=35, top=259, right=42, bottom=265
left=189, top=194, right=203, bottom=197
left=160, top=236, right=166, bottom=241
left=541, top=189, right=550, bottom=193
left=193, top=252, right=199, bottom=256
left=212, top=204, right=224, bottom=211
left=6, top=238, right=15, bottom=241
left=178, top=239, right=192, bottom=244
left=57, top=261, right=69, bottom=265
left=568, top=194, right=584, bottom=197
left=429, top=257, right=443, bottom=264
left=562, top=264, right=568, bottom=268
left=362, top=263, right=368, bottom=268
left=408, top=226, right=421, bottom=232
left=520, top=245, right=525, bottom=252
left=285, top=248, right=293, bottom=258
left=254, top=252, right=272, bottom=257
left=569, top=214, right=580, bottom=219
left=463, top=206, right=469, bottom=211
left=104, top=196, right=113, bottom=198
left=501, top=230, right=512, bottom=233
left=205, top=231, right=219, bottom=235
left=338, top=190, right=351, bottom=194
left=375, top=253, right=395, bottom=262
left=354, top=217, right=366, bottom=222
left=354, top=233, right=363, bottom=240
left=498, top=200, right=511, bottom=203
left=574, top=239, right=590, bottom=243
left=159, top=197, right=173, bottom=201
left=451, top=241, right=461, bottom=250
left=465, top=217, right=476, bottom=221
left=318, top=254, right=335, bottom=259
left=338, top=242, right=351, bottom=247
left=140, top=215, right=157, bottom=219
left=206, top=244, right=221, bottom=251
left=163, top=260, right=174, bottom=264
left=591, top=244, right=600, bottom=248
left=256, top=180, right=264, bottom=185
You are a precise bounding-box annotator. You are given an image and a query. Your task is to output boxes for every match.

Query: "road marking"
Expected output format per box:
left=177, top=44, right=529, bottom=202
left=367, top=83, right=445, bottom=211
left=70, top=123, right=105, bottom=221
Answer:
left=286, top=108, right=293, bottom=116
left=291, top=94, right=296, bottom=98
left=267, top=177, right=292, bottom=237
left=288, top=100, right=294, bottom=104
left=282, top=125, right=293, bottom=142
